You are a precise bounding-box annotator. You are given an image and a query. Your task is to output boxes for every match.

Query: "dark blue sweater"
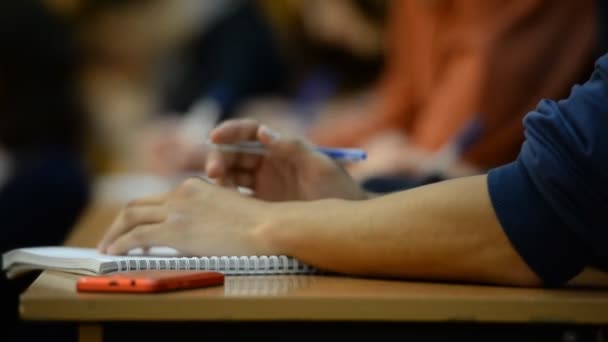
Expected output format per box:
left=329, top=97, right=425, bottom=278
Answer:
left=488, top=53, right=608, bottom=287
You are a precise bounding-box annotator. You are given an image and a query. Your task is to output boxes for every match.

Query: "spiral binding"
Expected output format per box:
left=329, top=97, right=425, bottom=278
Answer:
left=112, top=255, right=315, bottom=275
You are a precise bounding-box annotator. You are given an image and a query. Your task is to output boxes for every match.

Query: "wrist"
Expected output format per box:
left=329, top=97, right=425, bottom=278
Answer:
left=253, top=199, right=350, bottom=257
left=252, top=201, right=307, bottom=256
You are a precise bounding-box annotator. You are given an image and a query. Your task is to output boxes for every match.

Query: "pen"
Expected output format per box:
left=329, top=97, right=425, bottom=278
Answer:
left=204, top=141, right=367, bottom=163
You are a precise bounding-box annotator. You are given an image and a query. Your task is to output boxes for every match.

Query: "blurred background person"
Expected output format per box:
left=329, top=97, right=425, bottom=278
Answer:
left=306, top=0, right=599, bottom=191
left=0, top=0, right=92, bottom=340
left=131, top=0, right=388, bottom=176
left=73, top=0, right=291, bottom=175
left=129, top=0, right=600, bottom=194
left=240, top=0, right=387, bottom=132
left=157, top=0, right=287, bottom=122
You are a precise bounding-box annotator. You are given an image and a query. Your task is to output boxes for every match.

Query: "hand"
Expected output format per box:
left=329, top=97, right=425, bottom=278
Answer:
left=205, top=119, right=367, bottom=201
left=97, top=178, right=275, bottom=256
left=348, top=131, right=483, bottom=181
left=347, top=131, right=427, bottom=181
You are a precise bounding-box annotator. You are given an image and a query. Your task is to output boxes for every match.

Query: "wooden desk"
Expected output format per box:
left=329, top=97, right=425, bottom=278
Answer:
left=18, top=198, right=608, bottom=342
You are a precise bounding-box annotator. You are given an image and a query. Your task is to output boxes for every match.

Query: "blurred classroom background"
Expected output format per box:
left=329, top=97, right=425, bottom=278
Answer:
left=0, top=0, right=606, bottom=339
left=36, top=0, right=390, bottom=201
left=2, top=0, right=607, bottom=258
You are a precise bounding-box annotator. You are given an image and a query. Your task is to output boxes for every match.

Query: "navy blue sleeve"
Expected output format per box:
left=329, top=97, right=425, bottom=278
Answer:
left=487, top=53, right=608, bottom=287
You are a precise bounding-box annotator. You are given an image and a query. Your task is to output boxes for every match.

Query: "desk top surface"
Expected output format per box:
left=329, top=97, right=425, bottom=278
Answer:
left=18, top=190, right=608, bottom=324
left=20, top=269, right=608, bottom=323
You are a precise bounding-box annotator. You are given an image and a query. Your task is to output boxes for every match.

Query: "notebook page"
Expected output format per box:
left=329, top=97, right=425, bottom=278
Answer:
left=3, top=246, right=318, bottom=276
left=18, top=246, right=115, bottom=260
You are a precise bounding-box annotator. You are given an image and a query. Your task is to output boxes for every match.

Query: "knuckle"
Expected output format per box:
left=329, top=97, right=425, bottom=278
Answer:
left=176, top=178, right=201, bottom=197
left=122, top=208, right=138, bottom=226
left=285, top=138, right=308, bottom=152
left=125, top=199, right=140, bottom=208
left=241, top=118, right=259, bottom=126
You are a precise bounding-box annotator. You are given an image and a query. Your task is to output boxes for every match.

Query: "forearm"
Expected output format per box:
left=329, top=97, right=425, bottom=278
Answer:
left=262, top=175, right=540, bottom=286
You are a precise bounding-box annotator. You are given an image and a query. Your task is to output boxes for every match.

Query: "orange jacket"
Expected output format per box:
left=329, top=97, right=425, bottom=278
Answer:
left=311, top=0, right=598, bottom=169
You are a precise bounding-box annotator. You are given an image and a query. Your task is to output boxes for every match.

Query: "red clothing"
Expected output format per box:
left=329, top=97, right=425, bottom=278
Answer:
left=311, top=0, right=598, bottom=169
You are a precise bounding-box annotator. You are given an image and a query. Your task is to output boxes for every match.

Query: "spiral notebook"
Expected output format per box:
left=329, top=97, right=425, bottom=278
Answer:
left=1, top=246, right=317, bottom=279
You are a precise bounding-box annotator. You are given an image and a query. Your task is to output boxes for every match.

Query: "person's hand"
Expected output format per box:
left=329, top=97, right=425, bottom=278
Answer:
left=97, top=178, right=276, bottom=256
left=346, top=131, right=426, bottom=181
left=205, top=119, right=367, bottom=201
left=347, top=131, right=483, bottom=181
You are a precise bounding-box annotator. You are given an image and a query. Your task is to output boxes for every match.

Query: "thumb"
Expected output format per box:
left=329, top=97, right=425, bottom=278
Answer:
left=257, top=125, right=314, bottom=160
left=257, top=125, right=281, bottom=145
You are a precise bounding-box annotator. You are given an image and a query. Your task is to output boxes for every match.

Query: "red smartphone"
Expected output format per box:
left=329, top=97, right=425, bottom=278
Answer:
left=76, top=270, right=224, bottom=293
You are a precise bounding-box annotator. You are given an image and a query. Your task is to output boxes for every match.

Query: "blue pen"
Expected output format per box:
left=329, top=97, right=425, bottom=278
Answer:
left=204, top=141, right=367, bottom=163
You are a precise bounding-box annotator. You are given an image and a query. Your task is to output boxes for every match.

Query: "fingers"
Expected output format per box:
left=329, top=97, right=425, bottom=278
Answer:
left=238, top=153, right=261, bottom=170
left=257, top=125, right=281, bottom=145
left=97, top=204, right=168, bottom=253
left=105, top=223, right=164, bottom=255
left=210, top=119, right=260, bottom=143
left=206, top=150, right=263, bottom=179
left=257, top=125, right=321, bottom=163
left=205, top=149, right=227, bottom=178
left=206, top=119, right=264, bottom=179
left=206, top=120, right=325, bottom=186
left=225, top=170, right=255, bottom=189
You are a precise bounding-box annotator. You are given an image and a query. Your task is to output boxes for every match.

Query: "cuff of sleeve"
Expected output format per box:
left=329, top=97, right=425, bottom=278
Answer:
left=487, top=162, right=587, bottom=287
